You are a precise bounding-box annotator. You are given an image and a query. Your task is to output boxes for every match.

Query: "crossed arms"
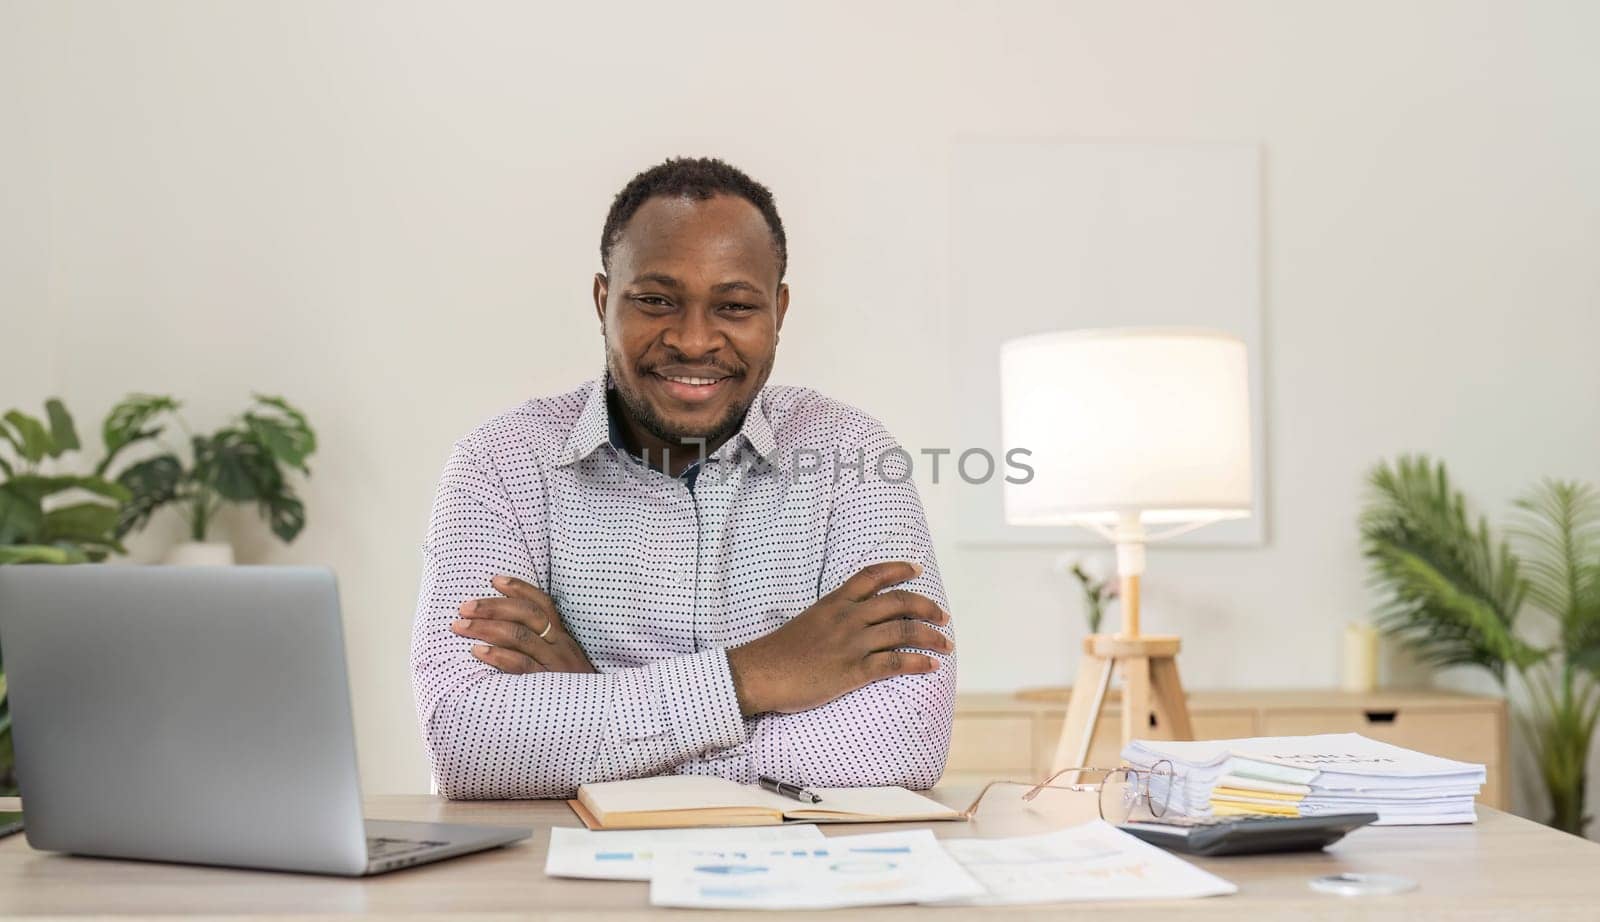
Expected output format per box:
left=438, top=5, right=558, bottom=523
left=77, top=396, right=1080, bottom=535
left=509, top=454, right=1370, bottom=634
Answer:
left=410, top=434, right=956, bottom=799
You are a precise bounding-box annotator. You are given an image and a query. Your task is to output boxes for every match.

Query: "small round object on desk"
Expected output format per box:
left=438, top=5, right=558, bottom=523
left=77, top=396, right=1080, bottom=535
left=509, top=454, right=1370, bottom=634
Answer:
left=1309, top=873, right=1418, bottom=896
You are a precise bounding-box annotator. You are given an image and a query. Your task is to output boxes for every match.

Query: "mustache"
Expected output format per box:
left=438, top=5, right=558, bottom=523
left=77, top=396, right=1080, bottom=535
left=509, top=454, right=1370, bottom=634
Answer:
left=641, top=360, right=747, bottom=378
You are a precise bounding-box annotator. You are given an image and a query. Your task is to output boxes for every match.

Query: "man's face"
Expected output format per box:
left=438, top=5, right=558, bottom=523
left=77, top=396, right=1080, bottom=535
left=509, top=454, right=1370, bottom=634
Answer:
left=594, top=194, right=789, bottom=447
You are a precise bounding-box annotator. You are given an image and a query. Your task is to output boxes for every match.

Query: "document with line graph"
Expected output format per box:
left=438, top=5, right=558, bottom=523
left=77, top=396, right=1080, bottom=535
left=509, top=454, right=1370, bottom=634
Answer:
left=649, top=829, right=983, bottom=909
left=932, top=821, right=1237, bottom=905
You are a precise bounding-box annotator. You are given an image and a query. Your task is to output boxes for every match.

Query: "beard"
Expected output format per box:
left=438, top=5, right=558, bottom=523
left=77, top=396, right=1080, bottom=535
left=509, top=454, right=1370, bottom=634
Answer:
left=605, top=337, right=775, bottom=447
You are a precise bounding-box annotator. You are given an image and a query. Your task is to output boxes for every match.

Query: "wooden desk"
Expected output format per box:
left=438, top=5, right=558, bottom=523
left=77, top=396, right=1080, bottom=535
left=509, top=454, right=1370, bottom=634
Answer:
left=1, top=792, right=1597, bottom=919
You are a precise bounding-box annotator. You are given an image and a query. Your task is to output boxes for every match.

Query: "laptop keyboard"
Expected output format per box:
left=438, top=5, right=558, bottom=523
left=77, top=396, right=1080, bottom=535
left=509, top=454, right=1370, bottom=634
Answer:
left=367, top=836, right=447, bottom=860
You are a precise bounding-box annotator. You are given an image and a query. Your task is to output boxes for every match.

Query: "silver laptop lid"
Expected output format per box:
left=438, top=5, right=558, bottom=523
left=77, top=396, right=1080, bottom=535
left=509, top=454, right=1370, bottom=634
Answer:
left=0, top=565, right=369, bottom=875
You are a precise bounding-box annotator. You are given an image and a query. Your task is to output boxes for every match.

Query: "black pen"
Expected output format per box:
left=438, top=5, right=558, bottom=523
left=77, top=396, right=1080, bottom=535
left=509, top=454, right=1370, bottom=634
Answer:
left=759, top=774, right=822, bottom=804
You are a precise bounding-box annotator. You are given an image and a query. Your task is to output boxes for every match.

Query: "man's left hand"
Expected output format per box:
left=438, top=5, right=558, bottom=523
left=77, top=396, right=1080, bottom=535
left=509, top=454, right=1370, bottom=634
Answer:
left=450, top=575, right=597, bottom=674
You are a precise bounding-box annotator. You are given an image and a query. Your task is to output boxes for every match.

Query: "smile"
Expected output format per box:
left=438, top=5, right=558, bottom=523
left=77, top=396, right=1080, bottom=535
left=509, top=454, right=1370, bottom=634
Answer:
left=650, top=372, right=734, bottom=404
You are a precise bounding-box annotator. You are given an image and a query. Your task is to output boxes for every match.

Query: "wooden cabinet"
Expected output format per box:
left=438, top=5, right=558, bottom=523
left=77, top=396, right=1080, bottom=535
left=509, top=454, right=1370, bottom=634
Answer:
left=945, top=688, right=1509, bottom=809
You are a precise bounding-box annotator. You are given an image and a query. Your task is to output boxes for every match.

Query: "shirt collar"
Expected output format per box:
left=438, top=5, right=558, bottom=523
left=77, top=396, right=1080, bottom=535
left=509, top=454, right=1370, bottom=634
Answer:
left=558, top=370, right=779, bottom=468
left=559, top=376, right=614, bottom=466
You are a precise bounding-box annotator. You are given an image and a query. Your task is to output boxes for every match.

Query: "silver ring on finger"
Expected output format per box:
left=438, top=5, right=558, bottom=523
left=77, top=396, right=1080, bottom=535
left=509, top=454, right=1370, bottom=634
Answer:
left=537, top=618, right=555, bottom=641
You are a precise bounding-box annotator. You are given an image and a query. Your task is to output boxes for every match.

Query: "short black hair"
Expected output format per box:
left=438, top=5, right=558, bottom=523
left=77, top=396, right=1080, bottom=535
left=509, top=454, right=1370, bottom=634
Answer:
left=600, top=156, right=788, bottom=282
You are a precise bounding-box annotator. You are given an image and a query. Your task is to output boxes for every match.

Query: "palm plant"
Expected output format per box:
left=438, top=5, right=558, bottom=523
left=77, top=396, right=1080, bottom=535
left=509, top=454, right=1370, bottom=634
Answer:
left=1511, top=482, right=1600, bottom=834
left=1361, top=456, right=1600, bottom=835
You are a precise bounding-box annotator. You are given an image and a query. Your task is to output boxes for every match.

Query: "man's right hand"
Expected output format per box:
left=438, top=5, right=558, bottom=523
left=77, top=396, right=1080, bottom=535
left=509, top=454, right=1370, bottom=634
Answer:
left=725, top=561, right=953, bottom=717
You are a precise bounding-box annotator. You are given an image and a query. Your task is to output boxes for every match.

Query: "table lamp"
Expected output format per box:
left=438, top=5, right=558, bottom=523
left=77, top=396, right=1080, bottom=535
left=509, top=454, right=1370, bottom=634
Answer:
left=999, top=327, right=1253, bottom=770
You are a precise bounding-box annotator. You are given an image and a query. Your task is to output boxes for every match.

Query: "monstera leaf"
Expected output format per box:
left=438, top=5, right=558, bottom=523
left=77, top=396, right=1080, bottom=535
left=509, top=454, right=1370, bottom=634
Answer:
left=95, top=394, right=181, bottom=477
left=113, top=454, right=184, bottom=539
left=105, top=394, right=318, bottom=545
left=244, top=394, right=317, bottom=473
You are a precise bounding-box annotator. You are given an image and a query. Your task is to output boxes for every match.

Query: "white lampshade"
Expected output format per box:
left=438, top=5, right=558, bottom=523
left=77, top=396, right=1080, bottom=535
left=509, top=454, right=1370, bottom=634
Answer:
left=1000, top=327, right=1253, bottom=527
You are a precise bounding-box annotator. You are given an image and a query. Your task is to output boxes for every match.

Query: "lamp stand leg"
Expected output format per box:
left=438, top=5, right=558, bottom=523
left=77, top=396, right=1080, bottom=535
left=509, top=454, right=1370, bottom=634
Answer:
left=1149, top=655, right=1195, bottom=739
left=1120, top=654, right=1152, bottom=747
left=1052, top=651, right=1116, bottom=773
left=1050, top=636, right=1195, bottom=775
left=1049, top=515, right=1195, bottom=773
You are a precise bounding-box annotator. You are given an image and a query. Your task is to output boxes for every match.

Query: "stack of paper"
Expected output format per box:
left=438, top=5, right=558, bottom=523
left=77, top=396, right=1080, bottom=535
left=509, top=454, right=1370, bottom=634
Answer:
left=1123, top=733, right=1486, bottom=825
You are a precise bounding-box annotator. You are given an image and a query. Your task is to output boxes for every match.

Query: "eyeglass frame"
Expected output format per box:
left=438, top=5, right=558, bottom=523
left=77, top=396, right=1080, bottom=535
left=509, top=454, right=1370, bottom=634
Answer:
left=959, top=760, right=1177, bottom=822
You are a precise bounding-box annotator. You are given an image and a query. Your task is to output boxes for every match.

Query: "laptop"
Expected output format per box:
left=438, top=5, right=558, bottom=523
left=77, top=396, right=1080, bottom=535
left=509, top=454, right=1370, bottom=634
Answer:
left=0, top=565, right=530, bottom=875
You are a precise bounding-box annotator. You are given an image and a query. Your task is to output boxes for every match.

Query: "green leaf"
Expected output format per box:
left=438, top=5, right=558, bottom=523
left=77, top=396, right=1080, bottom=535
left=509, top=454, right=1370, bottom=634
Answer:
left=1511, top=480, right=1600, bottom=680
left=243, top=415, right=313, bottom=472
left=244, top=394, right=316, bottom=472
left=42, top=502, right=121, bottom=544
left=113, top=454, right=185, bottom=538
left=97, top=394, right=179, bottom=475
left=2, top=411, right=53, bottom=464
left=253, top=395, right=314, bottom=442
left=0, top=455, right=11, bottom=478
left=0, top=543, right=86, bottom=565
left=263, top=490, right=306, bottom=543
left=44, top=398, right=80, bottom=455
left=5, top=474, right=131, bottom=505
left=202, top=434, right=267, bottom=501
left=0, top=486, right=45, bottom=545
left=191, top=402, right=312, bottom=545
left=1527, top=668, right=1600, bottom=834
left=1360, top=455, right=1543, bottom=683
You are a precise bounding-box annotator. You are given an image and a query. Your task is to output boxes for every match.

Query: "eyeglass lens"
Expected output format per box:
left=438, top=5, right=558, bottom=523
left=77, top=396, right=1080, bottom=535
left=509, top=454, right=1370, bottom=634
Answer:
left=1097, top=760, right=1175, bottom=822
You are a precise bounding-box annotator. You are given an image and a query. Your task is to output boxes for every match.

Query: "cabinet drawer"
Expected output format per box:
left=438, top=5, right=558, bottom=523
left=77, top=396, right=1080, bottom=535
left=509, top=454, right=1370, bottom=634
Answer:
left=1260, top=708, right=1500, bottom=768
left=948, top=714, right=1034, bottom=774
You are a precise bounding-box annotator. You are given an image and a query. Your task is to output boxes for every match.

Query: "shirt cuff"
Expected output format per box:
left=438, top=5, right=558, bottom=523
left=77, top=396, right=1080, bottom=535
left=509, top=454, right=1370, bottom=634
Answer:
left=646, top=647, right=748, bottom=760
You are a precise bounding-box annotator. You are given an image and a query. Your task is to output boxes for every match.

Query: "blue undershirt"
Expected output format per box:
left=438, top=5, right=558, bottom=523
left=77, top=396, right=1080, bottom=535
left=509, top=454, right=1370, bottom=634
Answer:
left=605, top=391, right=703, bottom=492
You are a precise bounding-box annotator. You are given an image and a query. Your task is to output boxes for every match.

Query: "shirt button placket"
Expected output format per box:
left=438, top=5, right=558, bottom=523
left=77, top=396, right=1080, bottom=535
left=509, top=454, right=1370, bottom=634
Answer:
left=675, top=480, right=699, bottom=652
left=694, top=458, right=737, bottom=649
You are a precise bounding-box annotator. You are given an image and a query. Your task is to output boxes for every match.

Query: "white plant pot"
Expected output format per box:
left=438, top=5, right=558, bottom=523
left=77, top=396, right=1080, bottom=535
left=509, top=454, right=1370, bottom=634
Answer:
left=163, top=541, right=236, bottom=566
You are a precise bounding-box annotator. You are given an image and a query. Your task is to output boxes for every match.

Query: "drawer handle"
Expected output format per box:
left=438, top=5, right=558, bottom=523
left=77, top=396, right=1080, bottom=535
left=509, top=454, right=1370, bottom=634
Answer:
left=1364, top=709, right=1398, bottom=724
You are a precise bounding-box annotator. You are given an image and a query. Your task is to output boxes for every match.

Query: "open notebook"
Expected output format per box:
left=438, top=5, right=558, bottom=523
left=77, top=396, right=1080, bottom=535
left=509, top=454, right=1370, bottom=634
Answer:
left=571, top=776, right=962, bottom=830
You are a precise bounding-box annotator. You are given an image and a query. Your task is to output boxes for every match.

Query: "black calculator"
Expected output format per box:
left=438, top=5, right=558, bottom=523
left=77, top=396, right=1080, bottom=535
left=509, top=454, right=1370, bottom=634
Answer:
left=1118, top=812, right=1379, bottom=856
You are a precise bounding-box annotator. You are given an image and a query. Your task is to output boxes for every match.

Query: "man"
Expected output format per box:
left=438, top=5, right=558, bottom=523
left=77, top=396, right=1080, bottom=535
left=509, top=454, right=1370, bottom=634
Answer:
left=411, top=157, right=955, bottom=799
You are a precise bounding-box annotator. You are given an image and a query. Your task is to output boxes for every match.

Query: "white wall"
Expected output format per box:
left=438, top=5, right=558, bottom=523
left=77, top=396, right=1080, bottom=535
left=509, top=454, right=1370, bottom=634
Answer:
left=4, top=1, right=1598, bottom=822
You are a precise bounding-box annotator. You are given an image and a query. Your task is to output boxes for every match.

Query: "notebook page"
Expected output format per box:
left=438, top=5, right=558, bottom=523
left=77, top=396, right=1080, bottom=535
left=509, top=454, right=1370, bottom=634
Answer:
left=580, top=775, right=769, bottom=815
left=782, top=785, right=958, bottom=820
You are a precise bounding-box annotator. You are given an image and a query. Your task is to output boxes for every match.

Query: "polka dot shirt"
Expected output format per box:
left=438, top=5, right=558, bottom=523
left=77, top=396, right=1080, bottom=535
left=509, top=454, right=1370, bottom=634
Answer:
left=411, top=374, right=956, bottom=799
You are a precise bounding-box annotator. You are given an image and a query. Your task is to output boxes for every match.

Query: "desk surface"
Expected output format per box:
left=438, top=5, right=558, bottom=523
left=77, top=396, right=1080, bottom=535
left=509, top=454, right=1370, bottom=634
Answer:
left=2, top=791, right=1597, bottom=920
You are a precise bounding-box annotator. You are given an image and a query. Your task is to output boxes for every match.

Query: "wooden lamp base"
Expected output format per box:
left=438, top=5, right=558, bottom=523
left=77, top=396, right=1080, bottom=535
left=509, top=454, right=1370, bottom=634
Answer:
left=1050, top=633, right=1195, bottom=772
left=1040, top=516, right=1197, bottom=772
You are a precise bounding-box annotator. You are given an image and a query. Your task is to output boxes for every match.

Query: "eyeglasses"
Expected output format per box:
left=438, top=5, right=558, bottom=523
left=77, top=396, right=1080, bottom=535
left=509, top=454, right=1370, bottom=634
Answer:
left=960, top=760, right=1177, bottom=824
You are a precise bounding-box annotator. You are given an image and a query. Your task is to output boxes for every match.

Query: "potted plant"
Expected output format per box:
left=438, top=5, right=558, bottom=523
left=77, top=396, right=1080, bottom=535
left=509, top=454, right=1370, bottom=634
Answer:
left=1361, top=455, right=1600, bottom=836
left=100, top=394, right=318, bottom=562
left=0, top=398, right=131, bottom=793
left=1063, top=555, right=1119, bottom=634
